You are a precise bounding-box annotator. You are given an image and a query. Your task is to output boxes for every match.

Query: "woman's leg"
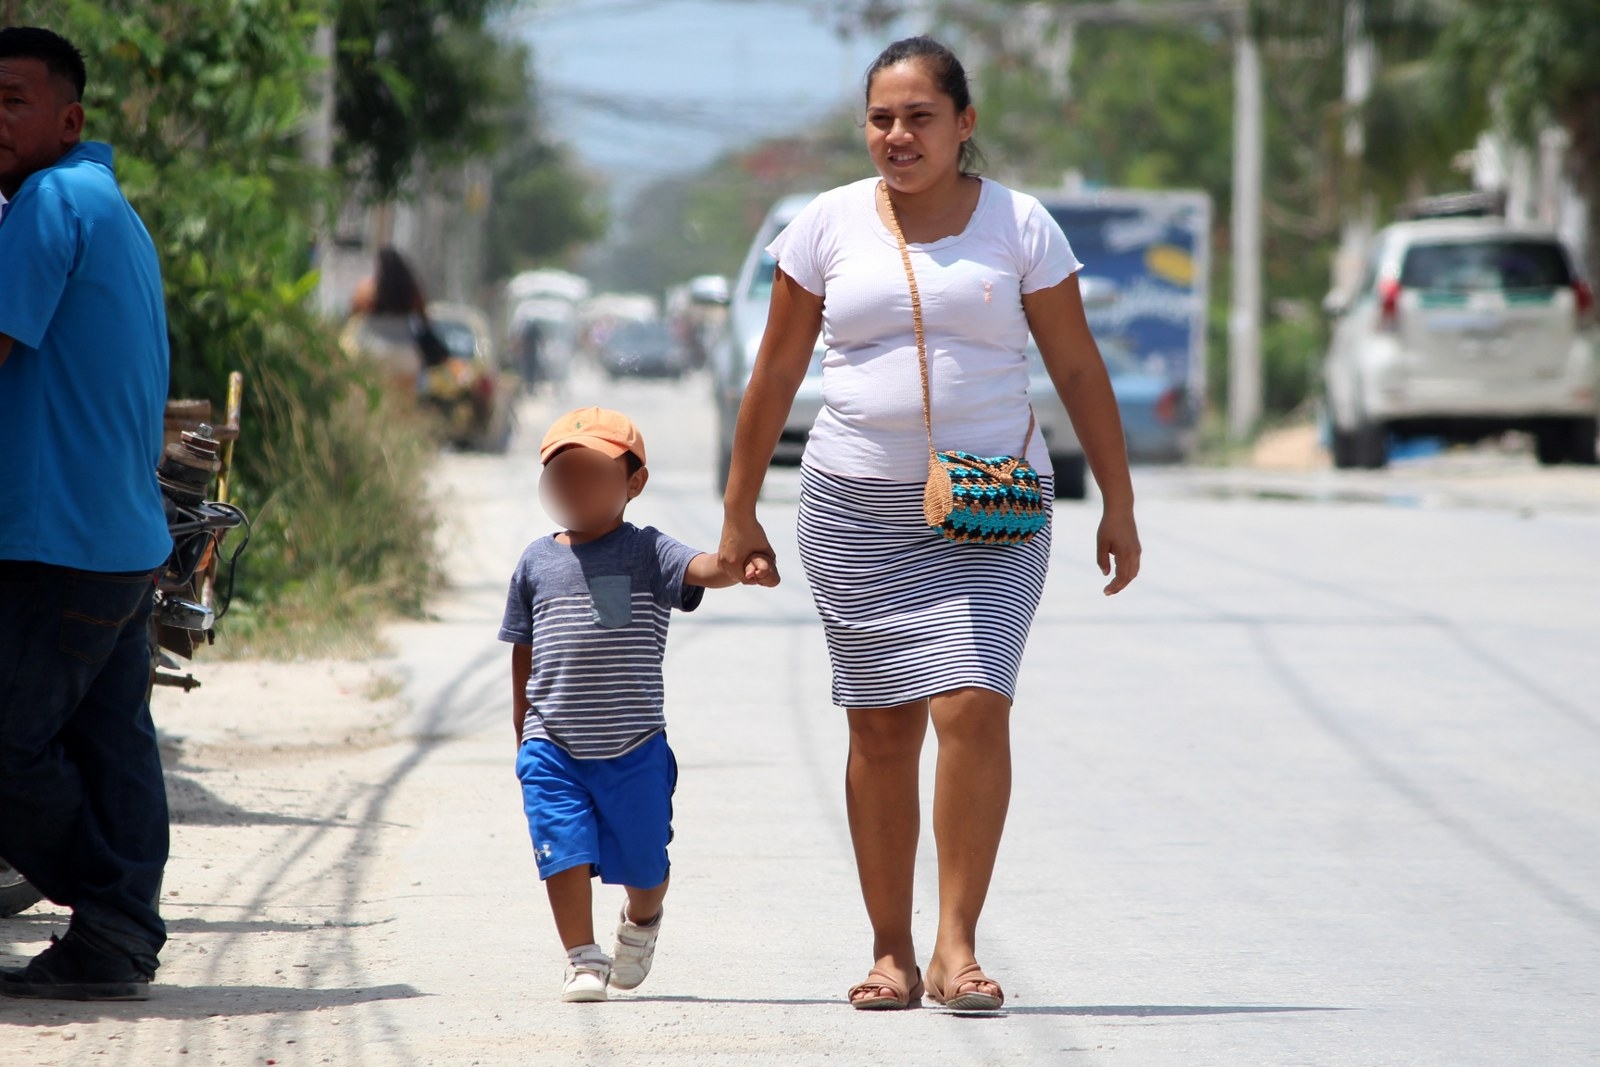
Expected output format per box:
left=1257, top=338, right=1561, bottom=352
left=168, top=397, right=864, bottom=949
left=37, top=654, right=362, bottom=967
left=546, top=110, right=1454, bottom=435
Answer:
left=926, top=687, right=1012, bottom=999
left=845, top=701, right=929, bottom=998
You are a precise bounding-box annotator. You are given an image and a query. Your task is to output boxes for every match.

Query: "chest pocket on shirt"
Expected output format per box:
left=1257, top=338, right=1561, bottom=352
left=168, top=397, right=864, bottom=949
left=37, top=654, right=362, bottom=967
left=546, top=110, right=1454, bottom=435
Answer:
left=587, top=575, right=632, bottom=629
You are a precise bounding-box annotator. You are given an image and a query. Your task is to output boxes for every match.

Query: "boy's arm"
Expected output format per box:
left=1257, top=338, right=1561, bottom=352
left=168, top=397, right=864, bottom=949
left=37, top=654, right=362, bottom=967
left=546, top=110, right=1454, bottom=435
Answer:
left=685, top=551, right=738, bottom=590
left=511, top=643, right=533, bottom=745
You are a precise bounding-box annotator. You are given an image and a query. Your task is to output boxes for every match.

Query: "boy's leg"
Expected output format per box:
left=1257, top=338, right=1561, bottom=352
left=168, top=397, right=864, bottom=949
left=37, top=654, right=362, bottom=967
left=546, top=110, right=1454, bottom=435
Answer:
left=515, top=739, right=612, bottom=1001
left=515, top=740, right=603, bottom=949
left=545, top=865, right=596, bottom=950
left=623, top=876, right=669, bottom=926
left=592, top=735, right=677, bottom=990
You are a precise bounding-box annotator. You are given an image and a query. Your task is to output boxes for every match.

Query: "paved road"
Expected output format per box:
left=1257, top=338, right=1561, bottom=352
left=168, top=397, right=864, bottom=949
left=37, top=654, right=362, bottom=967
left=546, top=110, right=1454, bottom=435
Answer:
left=5, top=368, right=1597, bottom=1065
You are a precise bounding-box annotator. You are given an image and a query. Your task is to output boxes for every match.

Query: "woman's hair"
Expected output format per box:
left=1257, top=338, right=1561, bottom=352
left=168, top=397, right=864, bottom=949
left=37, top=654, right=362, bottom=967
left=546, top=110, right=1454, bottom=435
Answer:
left=372, top=247, right=425, bottom=316
left=864, top=35, right=986, bottom=177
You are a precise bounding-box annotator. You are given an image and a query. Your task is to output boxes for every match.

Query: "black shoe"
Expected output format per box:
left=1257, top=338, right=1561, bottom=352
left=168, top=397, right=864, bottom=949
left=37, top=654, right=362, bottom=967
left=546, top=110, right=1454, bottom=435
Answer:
left=0, top=926, right=154, bottom=1001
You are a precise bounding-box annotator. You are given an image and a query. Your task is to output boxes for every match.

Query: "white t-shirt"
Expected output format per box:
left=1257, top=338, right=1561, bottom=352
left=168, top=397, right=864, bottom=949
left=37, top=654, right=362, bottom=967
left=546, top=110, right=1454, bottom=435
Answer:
left=766, top=176, right=1082, bottom=482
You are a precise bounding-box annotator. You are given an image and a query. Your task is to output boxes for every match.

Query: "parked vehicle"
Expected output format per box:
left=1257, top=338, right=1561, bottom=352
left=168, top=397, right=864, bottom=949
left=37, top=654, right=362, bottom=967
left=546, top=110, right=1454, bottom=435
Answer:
left=503, top=269, right=590, bottom=390
left=1032, top=186, right=1212, bottom=463
left=599, top=320, right=691, bottom=379
left=1324, top=219, right=1599, bottom=468
left=421, top=301, right=517, bottom=453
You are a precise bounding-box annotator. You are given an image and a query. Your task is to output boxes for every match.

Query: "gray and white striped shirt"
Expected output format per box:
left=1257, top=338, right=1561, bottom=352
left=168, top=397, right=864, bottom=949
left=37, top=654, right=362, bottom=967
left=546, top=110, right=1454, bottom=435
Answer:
left=499, top=524, right=704, bottom=758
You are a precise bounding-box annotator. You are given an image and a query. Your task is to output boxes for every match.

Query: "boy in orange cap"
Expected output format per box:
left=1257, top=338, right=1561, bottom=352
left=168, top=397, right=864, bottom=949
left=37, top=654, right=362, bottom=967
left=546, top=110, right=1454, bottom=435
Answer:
left=499, top=407, right=735, bottom=1002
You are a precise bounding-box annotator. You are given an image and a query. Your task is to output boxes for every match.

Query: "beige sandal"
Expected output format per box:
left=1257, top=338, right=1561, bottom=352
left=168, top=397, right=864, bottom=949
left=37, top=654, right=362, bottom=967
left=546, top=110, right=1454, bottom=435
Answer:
left=847, top=967, right=924, bottom=1011
left=926, top=962, right=1004, bottom=1012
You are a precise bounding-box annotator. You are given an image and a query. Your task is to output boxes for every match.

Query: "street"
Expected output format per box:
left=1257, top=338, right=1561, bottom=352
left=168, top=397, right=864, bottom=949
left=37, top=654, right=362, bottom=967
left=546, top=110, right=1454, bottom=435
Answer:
left=4, top=368, right=1599, bottom=1066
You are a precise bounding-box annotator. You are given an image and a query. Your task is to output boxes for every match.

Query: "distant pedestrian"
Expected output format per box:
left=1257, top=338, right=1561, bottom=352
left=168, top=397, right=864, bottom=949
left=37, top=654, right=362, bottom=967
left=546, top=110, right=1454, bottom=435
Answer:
left=499, top=408, right=735, bottom=1001
left=0, top=26, right=174, bottom=1002
left=718, top=35, right=1141, bottom=1011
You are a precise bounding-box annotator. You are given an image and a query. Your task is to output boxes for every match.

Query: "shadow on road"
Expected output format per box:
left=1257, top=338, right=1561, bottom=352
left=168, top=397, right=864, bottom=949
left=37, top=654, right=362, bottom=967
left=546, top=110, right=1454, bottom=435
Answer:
left=0, top=982, right=426, bottom=1023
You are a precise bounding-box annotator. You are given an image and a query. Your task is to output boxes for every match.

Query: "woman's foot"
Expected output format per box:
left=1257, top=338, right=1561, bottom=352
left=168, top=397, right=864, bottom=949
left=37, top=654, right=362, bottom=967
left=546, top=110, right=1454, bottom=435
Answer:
left=925, top=960, right=1004, bottom=1012
left=848, top=963, right=924, bottom=1011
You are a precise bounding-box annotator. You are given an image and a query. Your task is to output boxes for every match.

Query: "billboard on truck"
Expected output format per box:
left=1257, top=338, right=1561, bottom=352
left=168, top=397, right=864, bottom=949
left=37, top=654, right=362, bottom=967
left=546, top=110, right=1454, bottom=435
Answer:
left=1034, top=189, right=1212, bottom=409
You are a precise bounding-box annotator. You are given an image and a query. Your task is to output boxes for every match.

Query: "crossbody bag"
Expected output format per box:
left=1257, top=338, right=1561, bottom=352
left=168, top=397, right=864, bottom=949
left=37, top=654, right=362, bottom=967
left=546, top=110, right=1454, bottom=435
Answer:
left=879, top=181, right=1049, bottom=546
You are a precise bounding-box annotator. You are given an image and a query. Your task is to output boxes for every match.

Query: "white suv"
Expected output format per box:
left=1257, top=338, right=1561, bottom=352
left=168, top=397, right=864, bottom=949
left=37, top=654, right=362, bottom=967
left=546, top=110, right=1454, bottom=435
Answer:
left=1324, top=219, right=1598, bottom=468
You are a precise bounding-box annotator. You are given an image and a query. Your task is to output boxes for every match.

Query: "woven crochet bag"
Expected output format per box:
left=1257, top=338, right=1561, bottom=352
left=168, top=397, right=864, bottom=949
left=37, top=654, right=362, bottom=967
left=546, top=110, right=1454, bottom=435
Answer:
left=880, top=182, right=1049, bottom=546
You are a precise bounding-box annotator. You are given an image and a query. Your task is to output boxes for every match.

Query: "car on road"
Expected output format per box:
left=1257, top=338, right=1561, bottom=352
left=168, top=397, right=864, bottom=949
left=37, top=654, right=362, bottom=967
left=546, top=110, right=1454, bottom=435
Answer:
left=599, top=320, right=690, bottom=379
left=424, top=301, right=517, bottom=453
left=712, top=193, right=1091, bottom=497
left=1323, top=219, right=1598, bottom=468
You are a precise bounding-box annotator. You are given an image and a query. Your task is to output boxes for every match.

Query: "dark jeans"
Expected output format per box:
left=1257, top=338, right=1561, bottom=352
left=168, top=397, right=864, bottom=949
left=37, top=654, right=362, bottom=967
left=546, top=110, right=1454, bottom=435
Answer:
left=0, top=561, right=167, bottom=973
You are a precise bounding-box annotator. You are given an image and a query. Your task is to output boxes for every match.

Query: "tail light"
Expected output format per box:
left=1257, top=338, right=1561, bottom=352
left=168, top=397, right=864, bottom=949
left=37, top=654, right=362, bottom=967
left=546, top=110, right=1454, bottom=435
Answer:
left=1575, top=280, right=1594, bottom=323
left=1155, top=386, right=1181, bottom=425
left=1378, top=278, right=1402, bottom=332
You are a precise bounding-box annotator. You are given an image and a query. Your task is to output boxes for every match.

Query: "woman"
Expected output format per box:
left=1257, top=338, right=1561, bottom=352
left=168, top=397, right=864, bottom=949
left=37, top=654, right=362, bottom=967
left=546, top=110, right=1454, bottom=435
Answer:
left=342, top=246, right=447, bottom=391
left=718, top=36, right=1141, bottom=1012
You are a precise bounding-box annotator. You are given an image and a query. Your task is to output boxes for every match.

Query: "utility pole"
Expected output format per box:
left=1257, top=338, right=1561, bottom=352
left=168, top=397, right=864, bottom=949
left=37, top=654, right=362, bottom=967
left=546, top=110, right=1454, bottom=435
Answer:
left=1333, top=0, right=1376, bottom=301
left=1227, top=17, right=1264, bottom=441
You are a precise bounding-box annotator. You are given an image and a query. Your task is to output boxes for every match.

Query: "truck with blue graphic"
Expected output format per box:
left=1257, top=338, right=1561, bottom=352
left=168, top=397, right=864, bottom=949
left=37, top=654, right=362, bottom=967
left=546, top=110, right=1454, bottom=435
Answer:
left=1033, top=187, right=1212, bottom=462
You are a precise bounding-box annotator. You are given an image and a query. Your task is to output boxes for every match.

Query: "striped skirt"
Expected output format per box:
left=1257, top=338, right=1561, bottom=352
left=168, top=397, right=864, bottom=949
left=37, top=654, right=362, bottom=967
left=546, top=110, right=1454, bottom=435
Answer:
left=796, top=464, right=1053, bottom=709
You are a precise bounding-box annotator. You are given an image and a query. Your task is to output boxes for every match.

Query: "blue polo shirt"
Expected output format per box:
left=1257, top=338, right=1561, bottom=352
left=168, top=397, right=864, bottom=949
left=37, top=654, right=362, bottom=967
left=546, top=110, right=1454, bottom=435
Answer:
left=0, top=142, right=171, bottom=572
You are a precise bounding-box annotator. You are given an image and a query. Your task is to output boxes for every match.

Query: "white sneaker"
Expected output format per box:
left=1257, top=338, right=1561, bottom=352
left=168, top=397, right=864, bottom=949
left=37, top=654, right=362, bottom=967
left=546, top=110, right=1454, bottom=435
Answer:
left=609, top=905, right=662, bottom=990
left=561, top=944, right=611, bottom=1003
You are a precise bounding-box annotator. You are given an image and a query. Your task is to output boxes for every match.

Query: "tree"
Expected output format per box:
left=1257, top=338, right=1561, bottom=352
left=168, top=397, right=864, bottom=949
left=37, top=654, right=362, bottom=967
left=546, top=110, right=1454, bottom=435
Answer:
left=1442, top=0, right=1600, bottom=284
left=479, top=38, right=606, bottom=279
left=333, top=0, right=515, bottom=200
left=36, top=0, right=438, bottom=644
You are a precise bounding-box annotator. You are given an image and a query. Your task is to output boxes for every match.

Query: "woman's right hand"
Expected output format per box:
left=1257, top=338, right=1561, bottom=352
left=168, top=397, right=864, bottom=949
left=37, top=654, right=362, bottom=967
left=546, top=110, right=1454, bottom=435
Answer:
left=719, top=514, right=781, bottom=587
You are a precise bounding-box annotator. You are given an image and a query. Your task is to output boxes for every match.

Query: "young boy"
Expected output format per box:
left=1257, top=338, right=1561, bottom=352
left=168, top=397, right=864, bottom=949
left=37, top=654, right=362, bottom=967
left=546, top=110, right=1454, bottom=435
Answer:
left=499, top=407, right=735, bottom=1002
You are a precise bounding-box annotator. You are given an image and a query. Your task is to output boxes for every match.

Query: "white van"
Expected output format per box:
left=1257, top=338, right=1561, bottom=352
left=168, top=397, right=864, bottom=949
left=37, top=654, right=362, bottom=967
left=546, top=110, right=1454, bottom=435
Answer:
left=1324, top=219, right=1598, bottom=468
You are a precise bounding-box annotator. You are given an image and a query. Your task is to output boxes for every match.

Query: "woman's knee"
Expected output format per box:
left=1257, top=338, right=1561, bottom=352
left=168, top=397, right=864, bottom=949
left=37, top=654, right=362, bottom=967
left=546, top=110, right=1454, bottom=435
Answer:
left=930, top=689, right=1011, bottom=747
left=847, top=704, right=927, bottom=762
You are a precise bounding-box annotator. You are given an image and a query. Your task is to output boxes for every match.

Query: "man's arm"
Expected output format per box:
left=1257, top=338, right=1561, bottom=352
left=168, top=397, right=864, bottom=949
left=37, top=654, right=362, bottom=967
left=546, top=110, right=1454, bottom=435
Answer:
left=511, top=643, right=533, bottom=745
left=0, top=334, right=13, bottom=369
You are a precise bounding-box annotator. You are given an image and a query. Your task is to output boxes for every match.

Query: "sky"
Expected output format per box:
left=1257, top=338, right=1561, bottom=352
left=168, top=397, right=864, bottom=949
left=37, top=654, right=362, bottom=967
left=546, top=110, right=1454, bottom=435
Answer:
left=506, top=0, right=917, bottom=203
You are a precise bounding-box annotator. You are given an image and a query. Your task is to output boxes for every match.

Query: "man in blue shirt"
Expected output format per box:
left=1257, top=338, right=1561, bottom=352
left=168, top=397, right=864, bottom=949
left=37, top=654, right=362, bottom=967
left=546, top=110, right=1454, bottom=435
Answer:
left=0, top=27, right=173, bottom=1001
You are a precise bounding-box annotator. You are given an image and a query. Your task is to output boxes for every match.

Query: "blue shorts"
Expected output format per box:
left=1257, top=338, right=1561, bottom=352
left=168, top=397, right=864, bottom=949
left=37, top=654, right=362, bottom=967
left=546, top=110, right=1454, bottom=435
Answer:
left=515, top=732, right=677, bottom=888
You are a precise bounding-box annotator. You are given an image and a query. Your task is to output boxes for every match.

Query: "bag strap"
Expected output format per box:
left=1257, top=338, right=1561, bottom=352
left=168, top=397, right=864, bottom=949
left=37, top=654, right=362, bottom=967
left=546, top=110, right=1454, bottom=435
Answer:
left=878, top=181, right=940, bottom=468
left=878, top=181, right=1037, bottom=463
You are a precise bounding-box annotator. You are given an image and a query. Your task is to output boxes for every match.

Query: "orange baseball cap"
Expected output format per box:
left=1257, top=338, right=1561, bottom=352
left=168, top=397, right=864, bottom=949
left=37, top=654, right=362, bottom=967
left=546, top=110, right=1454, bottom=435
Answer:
left=539, top=407, right=647, bottom=466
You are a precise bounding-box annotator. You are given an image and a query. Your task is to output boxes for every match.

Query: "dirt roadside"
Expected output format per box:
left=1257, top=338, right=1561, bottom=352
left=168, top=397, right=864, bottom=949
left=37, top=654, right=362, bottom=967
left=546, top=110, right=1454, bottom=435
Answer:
left=0, top=657, right=445, bottom=1065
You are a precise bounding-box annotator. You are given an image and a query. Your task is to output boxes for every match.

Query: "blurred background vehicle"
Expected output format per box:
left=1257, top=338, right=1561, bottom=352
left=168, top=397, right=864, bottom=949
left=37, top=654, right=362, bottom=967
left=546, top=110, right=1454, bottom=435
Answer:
left=422, top=301, right=518, bottom=453
left=664, top=273, right=731, bottom=372
left=1323, top=218, right=1598, bottom=469
left=711, top=193, right=826, bottom=493
left=503, top=269, right=589, bottom=391
left=578, top=292, right=660, bottom=360
left=599, top=319, right=692, bottom=379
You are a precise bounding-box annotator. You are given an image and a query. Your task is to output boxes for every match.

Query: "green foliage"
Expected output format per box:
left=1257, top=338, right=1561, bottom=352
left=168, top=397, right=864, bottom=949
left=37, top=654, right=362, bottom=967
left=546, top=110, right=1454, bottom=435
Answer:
left=1441, top=0, right=1600, bottom=283
left=481, top=39, right=606, bottom=278
left=39, top=0, right=438, bottom=653
left=333, top=0, right=513, bottom=199
left=593, top=116, right=872, bottom=292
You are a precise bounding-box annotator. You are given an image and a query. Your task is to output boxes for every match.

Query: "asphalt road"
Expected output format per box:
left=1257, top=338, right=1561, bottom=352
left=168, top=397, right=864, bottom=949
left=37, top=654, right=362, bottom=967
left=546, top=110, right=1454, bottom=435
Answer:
left=5, top=366, right=1597, bottom=1066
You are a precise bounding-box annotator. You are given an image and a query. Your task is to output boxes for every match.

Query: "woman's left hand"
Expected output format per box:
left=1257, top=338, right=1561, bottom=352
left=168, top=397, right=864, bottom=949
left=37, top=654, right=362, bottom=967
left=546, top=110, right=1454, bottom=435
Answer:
left=1097, top=504, right=1141, bottom=596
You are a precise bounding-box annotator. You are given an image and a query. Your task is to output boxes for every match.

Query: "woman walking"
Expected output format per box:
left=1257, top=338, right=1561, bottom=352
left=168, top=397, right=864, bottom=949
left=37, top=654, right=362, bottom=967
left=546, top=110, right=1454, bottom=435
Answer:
left=718, top=36, right=1141, bottom=1011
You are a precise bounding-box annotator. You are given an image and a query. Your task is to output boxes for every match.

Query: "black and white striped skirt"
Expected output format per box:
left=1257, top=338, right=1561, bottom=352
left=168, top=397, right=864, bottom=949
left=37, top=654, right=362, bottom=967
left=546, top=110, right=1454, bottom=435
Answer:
left=796, top=464, right=1053, bottom=709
